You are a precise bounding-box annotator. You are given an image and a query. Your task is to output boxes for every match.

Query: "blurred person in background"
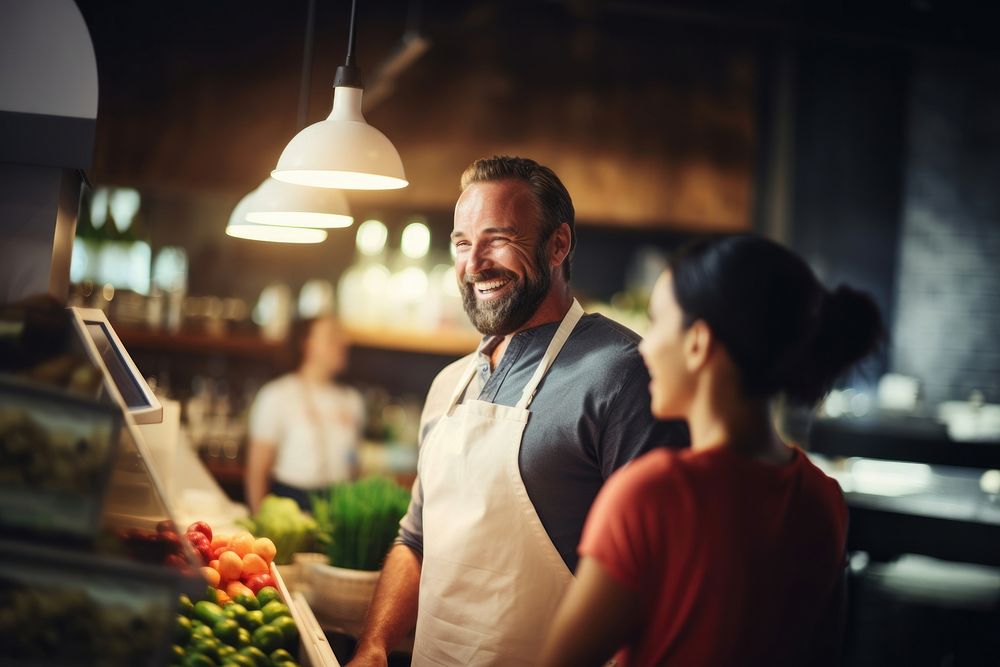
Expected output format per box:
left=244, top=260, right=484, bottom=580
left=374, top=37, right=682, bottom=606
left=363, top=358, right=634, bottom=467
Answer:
left=541, top=234, right=884, bottom=667
left=245, top=315, right=364, bottom=513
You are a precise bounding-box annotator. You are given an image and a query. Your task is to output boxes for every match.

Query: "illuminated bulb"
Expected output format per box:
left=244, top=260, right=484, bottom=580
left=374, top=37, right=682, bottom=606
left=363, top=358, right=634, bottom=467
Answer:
left=356, top=219, right=389, bottom=256
left=401, top=221, right=431, bottom=259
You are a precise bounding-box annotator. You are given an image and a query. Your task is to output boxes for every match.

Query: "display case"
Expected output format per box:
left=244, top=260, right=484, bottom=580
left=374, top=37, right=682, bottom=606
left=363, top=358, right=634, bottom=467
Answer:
left=0, top=304, right=341, bottom=665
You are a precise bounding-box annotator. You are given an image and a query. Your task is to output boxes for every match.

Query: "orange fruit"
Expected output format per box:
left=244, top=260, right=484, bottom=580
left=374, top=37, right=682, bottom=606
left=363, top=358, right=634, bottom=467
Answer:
left=252, top=537, right=277, bottom=564
left=219, top=550, right=243, bottom=581
left=242, top=553, right=268, bottom=577
left=211, top=534, right=231, bottom=550
left=230, top=532, right=255, bottom=558
left=200, top=566, right=221, bottom=588
left=226, top=580, right=254, bottom=600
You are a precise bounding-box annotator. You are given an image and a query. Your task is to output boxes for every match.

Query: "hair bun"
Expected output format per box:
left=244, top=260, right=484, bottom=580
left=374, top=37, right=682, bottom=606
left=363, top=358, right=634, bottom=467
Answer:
left=784, top=285, right=885, bottom=403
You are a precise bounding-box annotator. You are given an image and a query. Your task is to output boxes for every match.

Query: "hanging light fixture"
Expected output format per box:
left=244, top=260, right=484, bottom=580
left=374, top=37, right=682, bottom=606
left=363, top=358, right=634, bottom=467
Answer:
left=226, top=191, right=328, bottom=244
left=244, top=177, right=352, bottom=228
left=226, top=0, right=352, bottom=242
left=271, top=0, right=408, bottom=190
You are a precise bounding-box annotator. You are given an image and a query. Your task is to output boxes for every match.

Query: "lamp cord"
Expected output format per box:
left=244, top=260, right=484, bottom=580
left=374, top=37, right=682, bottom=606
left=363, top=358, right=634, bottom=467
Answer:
left=346, top=0, right=358, bottom=67
left=297, top=0, right=317, bottom=130
left=334, top=0, right=364, bottom=87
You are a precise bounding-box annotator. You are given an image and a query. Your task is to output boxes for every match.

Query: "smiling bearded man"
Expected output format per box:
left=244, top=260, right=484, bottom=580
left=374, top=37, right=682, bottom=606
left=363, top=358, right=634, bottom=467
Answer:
left=346, top=156, right=688, bottom=667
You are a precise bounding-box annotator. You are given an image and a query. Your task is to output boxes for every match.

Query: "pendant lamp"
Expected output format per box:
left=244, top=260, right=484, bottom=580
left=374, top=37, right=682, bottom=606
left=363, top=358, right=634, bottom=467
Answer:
left=271, top=0, right=408, bottom=190
left=245, top=177, right=353, bottom=228
left=226, top=190, right=328, bottom=244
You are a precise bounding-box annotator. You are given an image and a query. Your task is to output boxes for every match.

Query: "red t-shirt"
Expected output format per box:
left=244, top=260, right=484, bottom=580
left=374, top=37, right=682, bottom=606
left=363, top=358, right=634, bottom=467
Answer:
left=579, top=445, right=848, bottom=667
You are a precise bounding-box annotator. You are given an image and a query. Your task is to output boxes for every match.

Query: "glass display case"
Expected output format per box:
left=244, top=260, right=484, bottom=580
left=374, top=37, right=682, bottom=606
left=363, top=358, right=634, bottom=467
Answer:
left=0, top=302, right=340, bottom=665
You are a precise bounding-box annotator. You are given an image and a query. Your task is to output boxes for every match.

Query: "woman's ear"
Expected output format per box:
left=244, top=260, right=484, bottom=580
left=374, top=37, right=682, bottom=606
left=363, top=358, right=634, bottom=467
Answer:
left=683, top=319, right=713, bottom=373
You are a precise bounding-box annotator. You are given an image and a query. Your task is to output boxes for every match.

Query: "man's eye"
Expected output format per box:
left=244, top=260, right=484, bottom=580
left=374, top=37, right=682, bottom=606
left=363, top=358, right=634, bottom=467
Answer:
left=490, top=237, right=509, bottom=245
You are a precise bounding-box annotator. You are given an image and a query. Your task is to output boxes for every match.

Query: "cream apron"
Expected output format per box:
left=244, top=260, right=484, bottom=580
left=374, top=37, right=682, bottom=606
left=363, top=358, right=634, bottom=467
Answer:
left=412, top=300, right=585, bottom=666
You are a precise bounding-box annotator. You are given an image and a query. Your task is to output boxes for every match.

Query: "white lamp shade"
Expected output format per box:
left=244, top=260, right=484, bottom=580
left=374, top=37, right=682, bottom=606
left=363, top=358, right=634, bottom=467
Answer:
left=271, top=87, right=408, bottom=190
left=226, top=191, right=328, bottom=244
left=244, top=178, right=353, bottom=228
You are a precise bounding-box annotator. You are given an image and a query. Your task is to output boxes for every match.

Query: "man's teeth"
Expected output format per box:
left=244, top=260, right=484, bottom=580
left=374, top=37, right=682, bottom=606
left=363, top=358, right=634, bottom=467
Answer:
left=475, top=279, right=510, bottom=293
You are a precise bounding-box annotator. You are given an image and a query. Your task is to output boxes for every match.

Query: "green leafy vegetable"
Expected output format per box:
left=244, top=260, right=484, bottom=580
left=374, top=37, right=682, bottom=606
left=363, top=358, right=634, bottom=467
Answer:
left=311, top=477, right=411, bottom=571
left=238, top=495, right=316, bottom=564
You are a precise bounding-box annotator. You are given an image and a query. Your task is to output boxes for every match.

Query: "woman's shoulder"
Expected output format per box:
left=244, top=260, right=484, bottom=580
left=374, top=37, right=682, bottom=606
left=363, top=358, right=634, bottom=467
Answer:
left=257, top=373, right=300, bottom=398
left=604, top=447, right=687, bottom=505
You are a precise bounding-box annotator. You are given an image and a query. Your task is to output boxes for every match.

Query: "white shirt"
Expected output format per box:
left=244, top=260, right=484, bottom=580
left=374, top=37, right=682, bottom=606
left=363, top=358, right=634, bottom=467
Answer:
left=248, top=373, right=364, bottom=489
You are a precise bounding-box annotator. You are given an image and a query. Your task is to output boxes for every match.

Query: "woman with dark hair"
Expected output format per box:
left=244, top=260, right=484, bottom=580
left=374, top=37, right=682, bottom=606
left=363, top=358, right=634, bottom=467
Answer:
left=245, top=315, right=364, bottom=512
left=541, top=234, right=883, bottom=667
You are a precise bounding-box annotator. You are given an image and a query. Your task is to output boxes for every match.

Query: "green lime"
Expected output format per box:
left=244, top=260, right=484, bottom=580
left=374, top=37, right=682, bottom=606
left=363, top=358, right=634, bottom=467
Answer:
left=234, top=593, right=260, bottom=611
left=255, top=586, right=280, bottom=607
left=269, top=647, right=296, bottom=664
left=178, top=595, right=195, bottom=617
left=241, top=609, right=264, bottom=631
left=225, top=603, right=248, bottom=622
left=236, top=627, right=252, bottom=649
left=212, top=618, right=241, bottom=646
left=194, top=601, right=227, bottom=626
left=190, top=636, right=222, bottom=663
left=251, top=624, right=284, bottom=654
left=260, top=600, right=290, bottom=624
left=237, top=646, right=269, bottom=667
left=270, top=616, right=298, bottom=646
left=183, top=654, right=216, bottom=667
left=193, top=623, right=215, bottom=640
left=222, top=655, right=257, bottom=667
left=169, top=643, right=186, bottom=664
left=217, top=644, right=237, bottom=659
left=204, top=585, right=219, bottom=603
left=175, top=614, right=193, bottom=644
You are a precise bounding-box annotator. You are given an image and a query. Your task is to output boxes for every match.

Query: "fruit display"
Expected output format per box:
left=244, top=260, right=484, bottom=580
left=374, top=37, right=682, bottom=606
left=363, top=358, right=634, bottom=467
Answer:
left=170, top=521, right=304, bottom=666
left=0, top=550, right=178, bottom=667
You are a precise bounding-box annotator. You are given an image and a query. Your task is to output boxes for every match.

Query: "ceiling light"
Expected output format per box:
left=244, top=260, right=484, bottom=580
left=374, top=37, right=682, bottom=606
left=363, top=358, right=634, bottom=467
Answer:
left=271, top=0, right=407, bottom=190
left=226, top=192, right=327, bottom=244
left=244, top=178, right=353, bottom=229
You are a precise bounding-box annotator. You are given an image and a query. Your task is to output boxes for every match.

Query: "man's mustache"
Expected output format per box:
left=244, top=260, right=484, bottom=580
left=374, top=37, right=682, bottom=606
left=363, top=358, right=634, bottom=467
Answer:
left=463, top=269, right=518, bottom=285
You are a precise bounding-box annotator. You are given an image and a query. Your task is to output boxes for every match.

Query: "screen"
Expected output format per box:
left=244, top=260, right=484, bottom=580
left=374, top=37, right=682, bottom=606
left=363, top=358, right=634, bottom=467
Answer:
left=85, top=321, right=151, bottom=408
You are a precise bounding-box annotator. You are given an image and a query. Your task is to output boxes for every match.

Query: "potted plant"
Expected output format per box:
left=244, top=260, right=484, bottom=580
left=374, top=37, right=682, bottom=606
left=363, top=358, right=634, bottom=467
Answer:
left=304, top=477, right=411, bottom=630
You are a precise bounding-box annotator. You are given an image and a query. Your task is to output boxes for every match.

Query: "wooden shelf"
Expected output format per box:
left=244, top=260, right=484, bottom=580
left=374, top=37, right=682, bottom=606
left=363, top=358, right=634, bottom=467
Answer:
left=342, top=325, right=479, bottom=357
left=113, top=324, right=480, bottom=358
left=115, top=327, right=285, bottom=358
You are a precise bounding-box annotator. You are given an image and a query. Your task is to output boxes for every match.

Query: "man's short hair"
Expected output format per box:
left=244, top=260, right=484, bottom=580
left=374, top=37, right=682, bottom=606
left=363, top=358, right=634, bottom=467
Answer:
left=460, top=155, right=576, bottom=280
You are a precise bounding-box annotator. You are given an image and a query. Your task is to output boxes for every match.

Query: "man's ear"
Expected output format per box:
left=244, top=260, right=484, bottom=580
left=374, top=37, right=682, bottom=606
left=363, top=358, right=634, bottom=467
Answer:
left=548, top=222, right=572, bottom=269
left=684, top=320, right=713, bottom=373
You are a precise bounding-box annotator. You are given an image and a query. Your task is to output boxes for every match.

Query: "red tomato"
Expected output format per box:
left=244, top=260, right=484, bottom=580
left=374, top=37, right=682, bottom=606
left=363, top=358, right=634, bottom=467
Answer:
left=244, top=573, right=275, bottom=594
left=186, top=522, right=213, bottom=542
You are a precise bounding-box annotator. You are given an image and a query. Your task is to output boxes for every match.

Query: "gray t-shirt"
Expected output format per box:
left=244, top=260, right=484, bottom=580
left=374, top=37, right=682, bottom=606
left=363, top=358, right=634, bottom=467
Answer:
left=397, top=312, right=689, bottom=572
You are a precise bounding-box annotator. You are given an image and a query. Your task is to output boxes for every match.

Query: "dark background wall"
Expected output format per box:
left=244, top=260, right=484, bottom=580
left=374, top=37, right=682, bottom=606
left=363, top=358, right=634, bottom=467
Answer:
left=892, top=55, right=1000, bottom=405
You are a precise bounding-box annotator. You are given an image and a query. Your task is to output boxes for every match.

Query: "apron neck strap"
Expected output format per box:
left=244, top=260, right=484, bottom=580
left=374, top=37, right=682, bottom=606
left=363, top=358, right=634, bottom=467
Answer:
left=447, top=299, right=586, bottom=412
left=516, top=299, right=584, bottom=410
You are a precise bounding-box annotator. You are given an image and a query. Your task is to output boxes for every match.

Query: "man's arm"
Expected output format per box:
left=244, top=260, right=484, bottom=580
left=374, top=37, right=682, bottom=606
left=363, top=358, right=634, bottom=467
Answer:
left=348, top=544, right=422, bottom=666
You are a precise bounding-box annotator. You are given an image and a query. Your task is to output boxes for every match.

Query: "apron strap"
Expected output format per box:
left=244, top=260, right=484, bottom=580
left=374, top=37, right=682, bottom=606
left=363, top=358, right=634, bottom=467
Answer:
left=516, top=299, right=584, bottom=410
left=445, top=354, right=480, bottom=412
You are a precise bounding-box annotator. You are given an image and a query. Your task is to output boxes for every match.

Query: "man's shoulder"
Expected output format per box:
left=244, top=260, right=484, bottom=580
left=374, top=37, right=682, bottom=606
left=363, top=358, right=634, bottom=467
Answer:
left=568, top=313, right=645, bottom=370
left=575, top=312, right=642, bottom=349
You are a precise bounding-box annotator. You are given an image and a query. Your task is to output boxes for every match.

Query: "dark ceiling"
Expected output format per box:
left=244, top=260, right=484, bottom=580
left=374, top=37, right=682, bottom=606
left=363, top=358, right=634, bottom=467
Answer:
left=74, top=0, right=1000, bottom=229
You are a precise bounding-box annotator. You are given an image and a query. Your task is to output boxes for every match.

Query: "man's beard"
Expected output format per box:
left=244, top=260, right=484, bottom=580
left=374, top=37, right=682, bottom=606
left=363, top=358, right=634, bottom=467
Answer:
left=460, top=248, right=551, bottom=336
